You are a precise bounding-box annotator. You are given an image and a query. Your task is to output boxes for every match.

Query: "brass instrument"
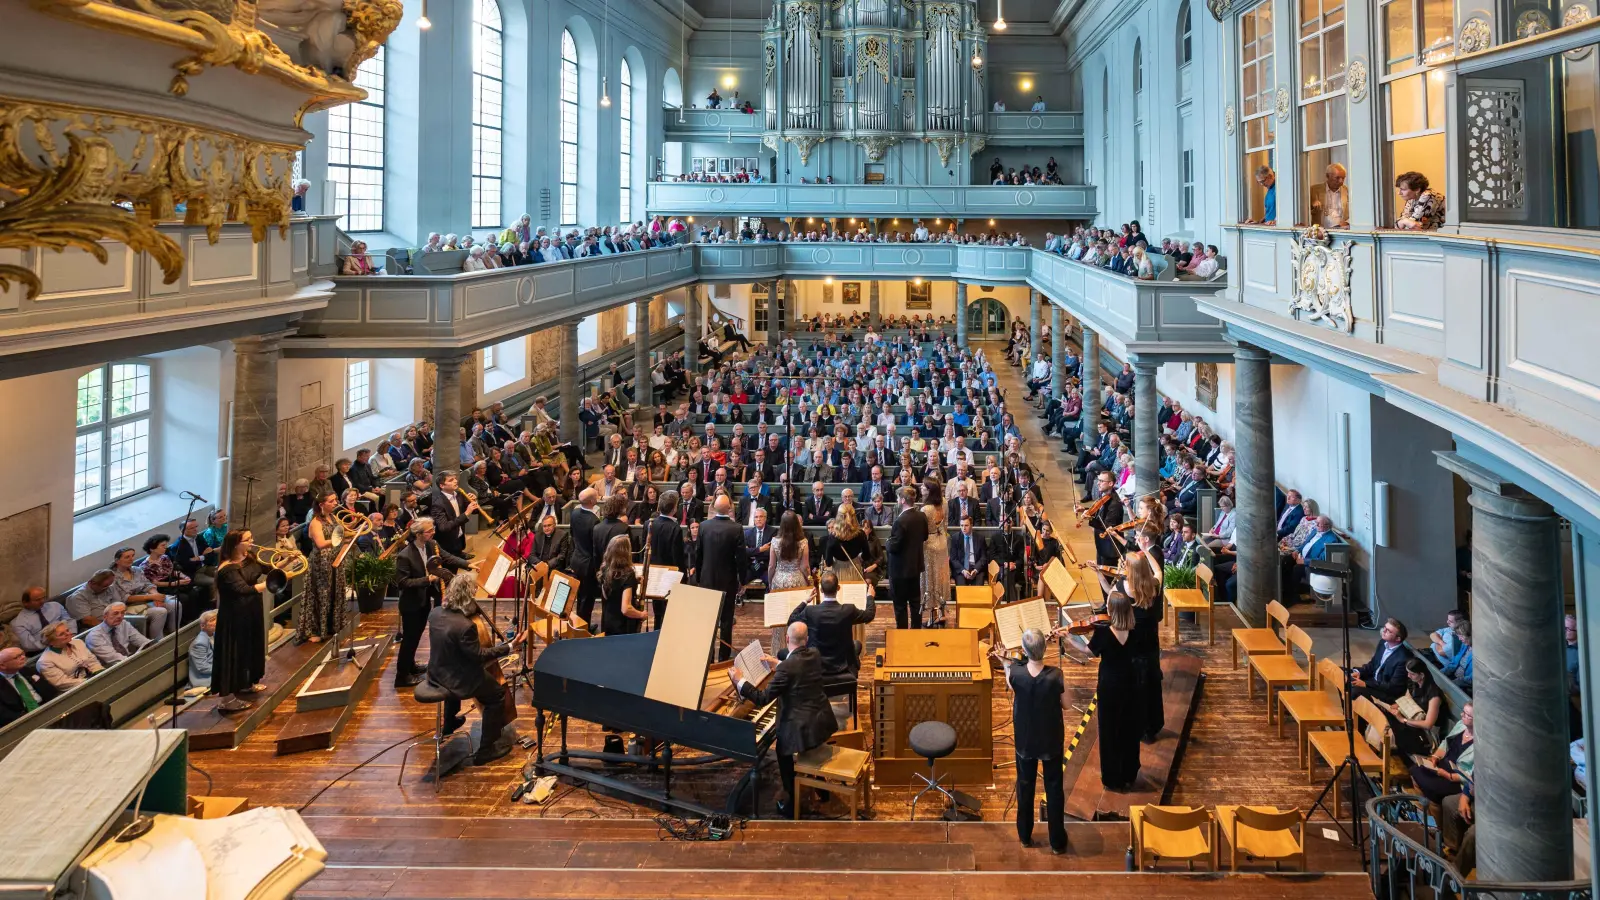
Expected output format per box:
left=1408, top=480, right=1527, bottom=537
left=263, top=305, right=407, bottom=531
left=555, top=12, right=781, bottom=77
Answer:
left=254, top=546, right=309, bottom=593
left=329, top=507, right=373, bottom=568
left=458, top=487, right=496, bottom=525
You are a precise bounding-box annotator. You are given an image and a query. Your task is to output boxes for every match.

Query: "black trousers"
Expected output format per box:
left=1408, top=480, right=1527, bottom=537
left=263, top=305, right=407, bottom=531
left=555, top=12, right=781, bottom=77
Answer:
left=444, top=679, right=509, bottom=760
left=395, top=594, right=429, bottom=684
left=891, top=577, right=922, bottom=629
left=1016, top=755, right=1066, bottom=851
left=777, top=751, right=797, bottom=803
left=716, top=591, right=736, bottom=660
left=652, top=597, right=667, bottom=631
left=576, top=576, right=598, bottom=627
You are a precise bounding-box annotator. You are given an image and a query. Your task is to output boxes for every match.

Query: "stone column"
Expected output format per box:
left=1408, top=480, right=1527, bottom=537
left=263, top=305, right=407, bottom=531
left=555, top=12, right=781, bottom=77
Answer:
left=1436, top=453, right=1571, bottom=884
left=869, top=280, right=881, bottom=328
left=1131, top=357, right=1161, bottom=500
left=683, top=285, right=699, bottom=374
left=559, top=321, right=582, bottom=446
left=431, top=353, right=469, bottom=474
left=634, top=296, right=653, bottom=411
left=227, top=332, right=286, bottom=533
left=1028, top=287, right=1041, bottom=360
left=1049, top=304, right=1065, bottom=398
left=767, top=280, right=781, bottom=346
left=955, top=282, right=968, bottom=349
left=1232, top=343, right=1276, bottom=625
left=1079, top=326, right=1101, bottom=437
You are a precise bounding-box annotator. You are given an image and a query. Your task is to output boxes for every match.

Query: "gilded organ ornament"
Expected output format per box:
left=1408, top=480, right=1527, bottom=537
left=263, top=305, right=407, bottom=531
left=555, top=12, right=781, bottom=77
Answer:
left=1459, top=16, right=1492, bottom=53
left=1288, top=228, right=1355, bottom=334
left=1516, top=9, right=1551, bottom=37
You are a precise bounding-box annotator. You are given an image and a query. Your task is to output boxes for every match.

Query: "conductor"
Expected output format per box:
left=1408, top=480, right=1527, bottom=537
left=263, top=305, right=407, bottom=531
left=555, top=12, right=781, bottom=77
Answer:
left=786, top=571, right=876, bottom=676
left=730, top=621, right=838, bottom=818
left=696, top=495, right=749, bottom=660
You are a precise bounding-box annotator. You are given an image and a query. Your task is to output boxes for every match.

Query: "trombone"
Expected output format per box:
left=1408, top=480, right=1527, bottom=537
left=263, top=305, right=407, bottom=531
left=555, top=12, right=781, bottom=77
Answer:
left=330, top=506, right=373, bottom=567
left=254, top=546, right=309, bottom=593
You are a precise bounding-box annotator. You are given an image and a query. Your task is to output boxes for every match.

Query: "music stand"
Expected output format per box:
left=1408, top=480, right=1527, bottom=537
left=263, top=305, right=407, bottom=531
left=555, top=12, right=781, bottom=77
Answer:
left=1305, top=558, right=1371, bottom=864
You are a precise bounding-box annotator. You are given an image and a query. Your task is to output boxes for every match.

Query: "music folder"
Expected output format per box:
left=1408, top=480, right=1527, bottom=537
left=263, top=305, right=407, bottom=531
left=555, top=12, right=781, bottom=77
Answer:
left=993, top=598, right=1053, bottom=651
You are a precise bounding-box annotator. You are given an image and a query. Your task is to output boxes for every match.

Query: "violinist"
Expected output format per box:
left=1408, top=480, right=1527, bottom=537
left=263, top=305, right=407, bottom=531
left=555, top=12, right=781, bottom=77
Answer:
left=1125, top=549, right=1166, bottom=743
left=1079, top=472, right=1125, bottom=567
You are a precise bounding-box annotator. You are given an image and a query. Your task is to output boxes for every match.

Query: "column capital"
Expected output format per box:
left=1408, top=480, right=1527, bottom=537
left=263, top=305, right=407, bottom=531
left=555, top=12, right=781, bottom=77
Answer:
left=1436, top=452, right=1555, bottom=520
left=1231, top=341, right=1271, bottom=362
left=231, top=328, right=296, bottom=354
left=1129, top=356, right=1161, bottom=374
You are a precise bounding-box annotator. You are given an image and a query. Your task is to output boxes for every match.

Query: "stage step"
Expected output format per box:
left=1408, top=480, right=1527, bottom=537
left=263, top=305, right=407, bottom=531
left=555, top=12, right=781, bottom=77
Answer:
left=170, top=636, right=331, bottom=751
left=275, top=634, right=393, bottom=755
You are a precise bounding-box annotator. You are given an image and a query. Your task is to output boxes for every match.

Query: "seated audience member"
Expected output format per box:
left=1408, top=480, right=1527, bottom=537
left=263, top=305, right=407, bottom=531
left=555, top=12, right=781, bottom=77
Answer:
left=8, top=586, right=73, bottom=654
left=1191, top=245, right=1220, bottom=279
left=1428, top=609, right=1467, bottom=667
left=83, top=601, right=151, bottom=666
left=37, top=621, right=105, bottom=690
left=189, top=610, right=218, bottom=690
left=1440, top=618, right=1473, bottom=692
left=1393, top=171, right=1445, bottom=231
left=1383, top=657, right=1445, bottom=757
left=65, top=569, right=119, bottom=629
left=1275, top=489, right=1306, bottom=539
left=1568, top=614, right=1582, bottom=697
left=1409, top=702, right=1474, bottom=809
left=0, top=646, right=54, bottom=725
left=1280, top=515, right=1337, bottom=602
left=110, top=547, right=179, bottom=638
left=1349, top=617, right=1412, bottom=704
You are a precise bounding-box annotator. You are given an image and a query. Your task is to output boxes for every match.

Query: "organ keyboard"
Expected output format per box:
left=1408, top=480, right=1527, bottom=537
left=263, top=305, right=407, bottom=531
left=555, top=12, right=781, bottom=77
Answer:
left=871, top=629, right=995, bottom=785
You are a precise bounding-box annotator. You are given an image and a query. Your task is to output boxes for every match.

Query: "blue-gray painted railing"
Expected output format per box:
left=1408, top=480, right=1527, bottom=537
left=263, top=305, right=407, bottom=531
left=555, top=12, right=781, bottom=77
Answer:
left=644, top=182, right=1098, bottom=219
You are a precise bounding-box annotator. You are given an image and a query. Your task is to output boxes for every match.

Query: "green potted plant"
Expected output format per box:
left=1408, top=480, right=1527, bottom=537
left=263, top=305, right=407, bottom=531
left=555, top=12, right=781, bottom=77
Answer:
left=347, top=552, right=397, bottom=613
left=1163, top=564, right=1196, bottom=591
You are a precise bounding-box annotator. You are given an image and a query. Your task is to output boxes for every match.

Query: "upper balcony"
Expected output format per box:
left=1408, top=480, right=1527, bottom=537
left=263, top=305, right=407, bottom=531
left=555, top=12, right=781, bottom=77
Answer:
left=644, top=183, right=1098, bottom=220
left=661, top=107, right=767, bottom=143
left=985, top=111, right=1085, bottom=146
left=0, top=216, right=339, bottom=379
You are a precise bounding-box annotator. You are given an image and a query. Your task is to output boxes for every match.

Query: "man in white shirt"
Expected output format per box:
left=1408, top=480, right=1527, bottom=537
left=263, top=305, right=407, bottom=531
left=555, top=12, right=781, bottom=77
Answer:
left=1030, top=96, right=1047, bottom=112
left=1026, top=357, right=1051, bottom=399
left=1043, top=232, right=1063, bottom=253
left=945, top=435, right=975, bottom=469
left=913, top=221, right=930, bottom=242
left=83, top=602, right=151, bottom=665
left=1192, top=244, right=1220, bottom=279
left=8, top=586, right=72, bottom=654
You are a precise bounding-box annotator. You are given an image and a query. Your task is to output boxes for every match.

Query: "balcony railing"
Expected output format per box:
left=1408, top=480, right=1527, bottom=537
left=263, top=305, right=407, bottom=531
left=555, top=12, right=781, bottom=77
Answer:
left=661, top=107, right=766, bottom=142
left=986, top=110, right=1085, bottom=144
left=645, top=182, right=1098, bottom=219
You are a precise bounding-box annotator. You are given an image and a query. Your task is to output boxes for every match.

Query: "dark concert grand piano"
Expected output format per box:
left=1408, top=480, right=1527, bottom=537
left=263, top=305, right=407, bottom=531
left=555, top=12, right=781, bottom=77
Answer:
left=531, top=630, right=779, bottom=817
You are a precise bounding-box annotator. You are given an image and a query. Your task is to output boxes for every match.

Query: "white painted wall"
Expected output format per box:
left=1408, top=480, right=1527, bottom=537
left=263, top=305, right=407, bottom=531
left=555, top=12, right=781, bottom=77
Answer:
left=276, top=356, right=425, bottom=461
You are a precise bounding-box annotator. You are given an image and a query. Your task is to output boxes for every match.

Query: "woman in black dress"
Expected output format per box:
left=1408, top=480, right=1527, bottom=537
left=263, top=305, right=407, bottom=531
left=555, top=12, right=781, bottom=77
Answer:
left=1089, top=592, right=1143, bottom=790
left=683, top=519, right=701, bottom=585
left=597, top=534, right=646, bottom=636
left=213, top=530, right=269, bottom=713
left=1125, top=550, right=1165, bottom=743
left=1385, top=658, right=1445, bottom=757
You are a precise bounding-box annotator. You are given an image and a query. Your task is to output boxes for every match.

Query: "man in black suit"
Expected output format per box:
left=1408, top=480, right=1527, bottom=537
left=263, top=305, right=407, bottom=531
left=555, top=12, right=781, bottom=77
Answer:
left=729, top=621, right=838, bottom=818
left=860, top=466, right=893, bottom=505
left=1275, top=490, right=1307, bottom=540
left=170, top=518, right=217, bottom=582
left=786, top=572, right=875, bottom=676
left=393, top=517, right=473, bottom=688
left=646, top=491, right=686, bottom=629
left=1349, top=617, right=1413, bottom=704
left=695, top=495, right=749, bottom=660
left=946, top=482, right=983, bottom=528
left=886, top=486, right=929, bottom=629
left=530, top=513, right=571, bottom=570
left=950, top=516, right=989, bottom=586
left=427, top=473, right=480, bottom=558
left=426, top=575, right=525, bottom=766
left=744, top=508, right=774, bottom=587
left=803, top=481, right=835, bottom=526
left=568, top=489, right=601, bottom=625
left=0, top=647, right=56, bottom=727
left=530, top=487, right=564, bottom=525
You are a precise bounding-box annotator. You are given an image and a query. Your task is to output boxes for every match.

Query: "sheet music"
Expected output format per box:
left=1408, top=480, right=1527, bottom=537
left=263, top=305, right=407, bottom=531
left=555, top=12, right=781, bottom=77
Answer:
left=483, top=554, right=512, bottom=594
left=731, top=639, right=773, bottom=687
left=631, top=564, right=684, bottom=598
left=837, top=582, right=869, bottom=608
left=1396, top=693, right=1425, bottom=721
left=1040, top=558, right=1080, bottom=605
left=993, top=598, right=1053, bottom=651
left=764, top=589, right=812, bottom=627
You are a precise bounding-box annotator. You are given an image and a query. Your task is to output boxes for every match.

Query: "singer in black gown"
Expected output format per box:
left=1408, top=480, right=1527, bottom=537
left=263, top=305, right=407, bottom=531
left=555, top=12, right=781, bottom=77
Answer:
left=1089, top=592, right=1143, bottom=790
left=213, top=531, right=267, bottom=701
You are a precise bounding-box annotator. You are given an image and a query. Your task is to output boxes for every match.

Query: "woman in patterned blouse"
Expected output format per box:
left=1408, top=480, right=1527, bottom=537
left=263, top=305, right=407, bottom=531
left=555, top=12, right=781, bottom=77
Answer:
left=1394, top=172, right=1446, bottom=231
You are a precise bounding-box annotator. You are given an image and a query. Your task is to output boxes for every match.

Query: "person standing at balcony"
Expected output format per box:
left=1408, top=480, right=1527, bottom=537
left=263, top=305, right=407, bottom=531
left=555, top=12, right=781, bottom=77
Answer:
left=706, top=88, right=722, bottom=109
left=1311, top=163, right=1350, bottom=229
left=1031, top=96, right=1046, bottom=112
left=1249, top=165, right=1278, bottom=226
left=1394, top=172, right=1445, bottom=231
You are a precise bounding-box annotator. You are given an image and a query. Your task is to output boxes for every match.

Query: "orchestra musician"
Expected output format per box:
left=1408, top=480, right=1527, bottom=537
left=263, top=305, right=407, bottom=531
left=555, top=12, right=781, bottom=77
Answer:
left=994, top=628, right=1068, bottom=854
left=568, top=489, right=602, bottom=625
left=426, top=573, right=525, bottom=767
left=786, top=572, right=876, bottom=677
left=212, top=530, right=270, bottom=713
left=1124, top=549, right=1166, bottom=743
left=647, top=491, right=686, bottom=628
left=299, top=491, right=350, bottom=643
left=597, top=535, right=648, bottom=636
left=394, top=517, right=474, bottom=689
left=427, top=473, right=482, bottom=558
left=1088, top=591, right=1143, bottom=791
left=728, top=621, right=837, bottom=819
left=1080, top=472, right=1126, bottom=567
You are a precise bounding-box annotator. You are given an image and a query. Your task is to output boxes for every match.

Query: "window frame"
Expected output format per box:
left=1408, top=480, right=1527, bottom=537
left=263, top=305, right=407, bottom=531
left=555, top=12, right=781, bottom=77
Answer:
left=472, top=0, right=505, bottom=229
left=1239, top=2, right=1278, bottom=218
left=482, top=345, right=498, bottom=372
left=1178, top=1, right=1194, bottom=67
left=560, top=30, right=580, bottom=228
left=74, top=361, right=156, bottom=515
left=1298, top=0, right=1350, bottom=223
left=1378, top=0, right=1454, bottom=220
left=326, top=45, right=387, bottom=233
left=619, top=58, right=634, bottom=223
left=345, top=359, right=374, bottom=419
left=1133, top=38, right=1144, bottom=95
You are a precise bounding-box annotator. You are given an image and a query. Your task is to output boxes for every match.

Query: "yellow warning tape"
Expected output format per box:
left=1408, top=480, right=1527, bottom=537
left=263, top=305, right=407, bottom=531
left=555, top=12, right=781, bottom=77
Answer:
left=1062, top=691, right=1097, bottom=765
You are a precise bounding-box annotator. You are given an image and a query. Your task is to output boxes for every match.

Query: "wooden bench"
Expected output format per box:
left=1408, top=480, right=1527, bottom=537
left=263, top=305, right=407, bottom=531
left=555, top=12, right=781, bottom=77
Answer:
left=793, top=743, right=872, bottom=820
left=1166, top=563, right=1214, bottom=644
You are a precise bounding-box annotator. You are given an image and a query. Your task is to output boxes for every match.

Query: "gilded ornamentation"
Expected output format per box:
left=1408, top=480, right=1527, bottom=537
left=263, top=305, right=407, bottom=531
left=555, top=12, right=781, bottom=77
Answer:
left=966, top=135, right=987, bottom=157
left=786, top=134, right=827, bottom=165
left=1206, top=0, right=1232, bottom=22
left=1348, top=57, right=1369, bottom=103
left=924, top=134, right=958, bottom=166
left=857, top=35, right=890, bottom=84
left=1459, top=16, right=1492, bottom=54
left=1275, top=86, right=1290, bottom=120
left=856, top=135, right=898, bottom=161
left=1224, top=103, right=1235, bottom=134
left=764, top=42, right=777, bottom=83
left=1516, top=9, right=1551, bottom=37
left=1565, top=3, right=1593, bottom=27
left=761, top=133, right=782, bottom=153
left=1288, top=229, right=1355, bottom=333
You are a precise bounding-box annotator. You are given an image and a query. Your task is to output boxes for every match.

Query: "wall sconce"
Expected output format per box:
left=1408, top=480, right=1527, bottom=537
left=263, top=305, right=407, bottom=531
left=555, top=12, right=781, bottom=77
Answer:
left=824, top=276, right=834, bottom=285
left=1020, top=78, right=1033, bottom=91
left=971, top=49, right=983, bottom=67
left=722, top=74, right=737, bottom=89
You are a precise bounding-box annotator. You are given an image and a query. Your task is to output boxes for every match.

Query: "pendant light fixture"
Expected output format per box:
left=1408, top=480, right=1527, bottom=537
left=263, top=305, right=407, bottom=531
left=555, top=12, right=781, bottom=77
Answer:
left=600, top=0, right=612, bottom=107
left=993, top=0, right=1006, bottom=30
left=417, top=0, right=430, bottom=30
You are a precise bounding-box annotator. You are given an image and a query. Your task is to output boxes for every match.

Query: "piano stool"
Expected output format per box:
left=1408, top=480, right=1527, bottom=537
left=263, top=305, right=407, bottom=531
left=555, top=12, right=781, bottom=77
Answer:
left=907, top=721, right=979, bottom=821
left=398, top=680, right=476, bottom=791
left=793, top=744, right=873, bottom=820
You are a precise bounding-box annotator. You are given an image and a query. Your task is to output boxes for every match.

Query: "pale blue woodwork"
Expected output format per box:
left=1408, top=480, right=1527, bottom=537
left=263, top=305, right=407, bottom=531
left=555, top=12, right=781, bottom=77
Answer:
left=644, top=183, right=1098, bottom=218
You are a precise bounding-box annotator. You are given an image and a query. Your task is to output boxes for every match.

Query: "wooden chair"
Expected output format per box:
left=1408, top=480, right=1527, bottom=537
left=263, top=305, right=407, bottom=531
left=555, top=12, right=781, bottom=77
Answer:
left=1230, top=599, right=1290, bottom=670
left=793, top=744, right=873, bottom=820
left=1246, top=625, right=1313, bottom=724
left=1130, top=805, right=1216, bottom=871
left=1215, top=805, right=1306, bottom=871
left=1307, top=696, right=1409, bottom=818
left=1164, top=563, right=1216, bottom=644
left=1277, top=658, right=1349, bottom=766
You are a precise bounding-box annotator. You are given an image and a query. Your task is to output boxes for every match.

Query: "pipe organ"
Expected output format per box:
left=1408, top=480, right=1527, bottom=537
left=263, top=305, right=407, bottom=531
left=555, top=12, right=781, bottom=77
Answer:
left=762, top=0, right=987, bottom=171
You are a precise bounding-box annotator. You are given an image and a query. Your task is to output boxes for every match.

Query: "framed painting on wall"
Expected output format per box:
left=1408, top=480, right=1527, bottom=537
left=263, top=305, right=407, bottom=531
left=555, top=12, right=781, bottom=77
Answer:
left=841, top=282, right=862, bottom=304
left=745, top=157, right=759, bottom=172
left=704, top=158, right=719, bottom=174
left=906, top=280, right=932, bottom=309
left=822, top=282, right=834, bottom=303
left=1195, top=362, right=1219, bottom=411
left=718, top=158, right=732, bottom=173
left=692, top=158, right=703, bottom=173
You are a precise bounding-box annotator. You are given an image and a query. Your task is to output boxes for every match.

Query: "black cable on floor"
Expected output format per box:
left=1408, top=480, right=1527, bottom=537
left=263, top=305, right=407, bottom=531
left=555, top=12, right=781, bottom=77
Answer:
left=298, top=728, right=432, bottom=812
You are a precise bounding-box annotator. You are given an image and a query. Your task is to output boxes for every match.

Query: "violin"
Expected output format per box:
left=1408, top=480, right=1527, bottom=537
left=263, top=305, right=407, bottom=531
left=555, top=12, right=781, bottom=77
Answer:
left=1065, top=612, right=1112, bottom=635
left=1073, top=492, right=1111, bottom=526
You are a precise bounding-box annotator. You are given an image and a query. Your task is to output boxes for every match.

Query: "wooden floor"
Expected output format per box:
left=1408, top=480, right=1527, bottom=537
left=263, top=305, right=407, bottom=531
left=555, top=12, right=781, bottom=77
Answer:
left=187, top=345, right=1372, bottom=896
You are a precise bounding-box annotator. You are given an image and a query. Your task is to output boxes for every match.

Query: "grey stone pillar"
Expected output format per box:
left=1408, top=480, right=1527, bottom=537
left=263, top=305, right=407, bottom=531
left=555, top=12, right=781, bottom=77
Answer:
left=955, top=282, right=968, bottom=349
left=683, top=285, right=699, bottom=374
left=1079, top=326, right=1100, bottom=437
left=634, top=296, right=652, bottom=411
left=559, top=321, right=581, bottom=446
left=767, top=280, right=781, bottom=346
left=869, top=280, right=881, bottom=328
left=432, top=354, right=468, bottom=475
left=1232, top=343, right=1275, bottom=625
left=1132, top=357, right=1161, bottom=501
left=227, top=332, right=285, bottom=533
left=1436, top=453, right=1571, bottom=884
left=1049, top=304, right=1065, bottom=398
left=1028, top=287, right=1041, bottom=360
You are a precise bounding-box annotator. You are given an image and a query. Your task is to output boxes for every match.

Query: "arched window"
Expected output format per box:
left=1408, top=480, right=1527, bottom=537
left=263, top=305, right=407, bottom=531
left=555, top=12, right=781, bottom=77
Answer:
left=327, top=45, right=386, bottom=232
left=560, top=30, right=580, bottom=227
left=619, top=58, right=634, bottom=221
left=75, top=362, right=153, bottom=512
left=1178, top=1, right=1193, bottom=66
left=472, top=0, right=504, bottom=229
left=1133, top=39, right=1143, bottom=94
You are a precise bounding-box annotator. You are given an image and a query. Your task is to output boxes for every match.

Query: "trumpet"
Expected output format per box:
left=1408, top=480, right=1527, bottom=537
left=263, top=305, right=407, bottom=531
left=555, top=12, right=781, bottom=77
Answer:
left=330, top=506, right=373, bottom=567
left=459, top=487, right=496, bottom=524
left=254, top=546, right=309, bottom=593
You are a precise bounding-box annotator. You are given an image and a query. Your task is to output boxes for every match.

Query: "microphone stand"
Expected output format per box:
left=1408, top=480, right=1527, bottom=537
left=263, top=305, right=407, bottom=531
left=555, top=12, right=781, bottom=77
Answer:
left=240, top=474, right=259, bottom=532
left=165, top=494, right=203, bottom=715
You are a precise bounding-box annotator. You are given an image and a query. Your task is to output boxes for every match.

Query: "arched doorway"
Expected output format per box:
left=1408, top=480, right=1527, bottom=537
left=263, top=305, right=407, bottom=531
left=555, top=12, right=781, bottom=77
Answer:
left=965, top=297, right=1010, bottom=338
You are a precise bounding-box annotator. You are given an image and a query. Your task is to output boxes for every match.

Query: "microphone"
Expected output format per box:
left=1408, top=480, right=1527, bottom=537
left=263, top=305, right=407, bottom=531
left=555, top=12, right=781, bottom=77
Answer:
left=181, top=491, right=209, bottom=503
